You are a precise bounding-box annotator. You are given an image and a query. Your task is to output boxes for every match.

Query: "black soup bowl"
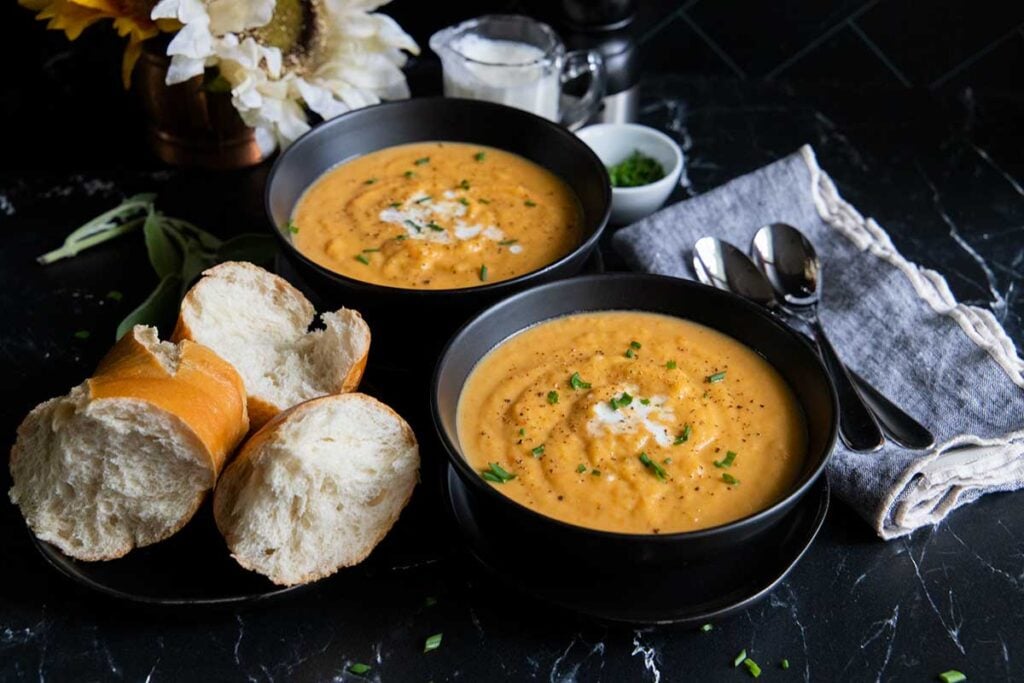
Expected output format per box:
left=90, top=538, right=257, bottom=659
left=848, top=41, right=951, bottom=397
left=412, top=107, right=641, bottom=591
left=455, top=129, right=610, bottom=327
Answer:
left=265, top=97, right=611, bottom=364
left=432, top=274, right=838, bottom=574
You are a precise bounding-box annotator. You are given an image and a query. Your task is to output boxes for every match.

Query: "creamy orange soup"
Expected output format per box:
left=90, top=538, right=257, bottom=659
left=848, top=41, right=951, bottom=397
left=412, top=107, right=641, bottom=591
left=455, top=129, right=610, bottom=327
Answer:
left=457, top=311, right=806, bottom=534
left=291, top=142, right=583, bottom=289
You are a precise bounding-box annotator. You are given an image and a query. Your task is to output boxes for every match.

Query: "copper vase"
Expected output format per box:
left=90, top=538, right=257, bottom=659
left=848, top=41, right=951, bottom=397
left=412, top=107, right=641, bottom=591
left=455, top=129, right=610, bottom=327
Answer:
left=135, top=44, right=271, bottom=170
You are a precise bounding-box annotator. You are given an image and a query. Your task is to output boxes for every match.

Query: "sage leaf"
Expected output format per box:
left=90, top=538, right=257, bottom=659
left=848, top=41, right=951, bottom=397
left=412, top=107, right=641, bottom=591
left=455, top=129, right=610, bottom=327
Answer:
left=115, top=274, right=182, bottom=340
left=37, top=194, right=154, bottom=264
left=216, top=234, right=278, bottom=266
left=143, top=207, right=182, bottom=279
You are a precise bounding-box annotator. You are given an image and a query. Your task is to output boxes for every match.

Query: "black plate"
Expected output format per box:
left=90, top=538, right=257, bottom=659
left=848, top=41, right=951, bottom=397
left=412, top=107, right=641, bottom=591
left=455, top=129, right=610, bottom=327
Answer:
left=445, top=464, right=829, bottom=625
left=30, top=503, right=302, bottom=606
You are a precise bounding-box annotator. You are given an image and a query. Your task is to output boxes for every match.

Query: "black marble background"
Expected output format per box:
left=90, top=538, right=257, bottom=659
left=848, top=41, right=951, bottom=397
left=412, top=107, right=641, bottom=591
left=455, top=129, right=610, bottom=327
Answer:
left=2, top=2, right=1024, bottom=682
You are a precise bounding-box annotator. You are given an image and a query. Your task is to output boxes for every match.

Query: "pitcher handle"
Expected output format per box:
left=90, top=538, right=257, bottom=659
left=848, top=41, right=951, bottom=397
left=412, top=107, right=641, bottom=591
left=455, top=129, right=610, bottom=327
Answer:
left=559, top=50, right=606, bottom=130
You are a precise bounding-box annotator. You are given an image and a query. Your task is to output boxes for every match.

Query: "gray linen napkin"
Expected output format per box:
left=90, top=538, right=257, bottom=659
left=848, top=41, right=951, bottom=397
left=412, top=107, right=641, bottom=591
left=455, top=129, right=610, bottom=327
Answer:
left=613, top=145, right=1024, bottom=539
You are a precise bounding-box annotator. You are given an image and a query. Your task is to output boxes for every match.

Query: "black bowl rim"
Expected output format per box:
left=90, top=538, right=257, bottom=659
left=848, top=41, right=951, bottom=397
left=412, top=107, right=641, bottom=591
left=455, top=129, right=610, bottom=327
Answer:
left=264, top=97, right=612, bottom=297
left=430, top=272, right=839, bottom=543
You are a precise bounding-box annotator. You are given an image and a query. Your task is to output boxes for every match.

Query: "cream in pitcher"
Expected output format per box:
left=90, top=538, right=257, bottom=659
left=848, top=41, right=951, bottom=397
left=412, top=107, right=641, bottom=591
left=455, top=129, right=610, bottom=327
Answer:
left=430, top=15, right=606, bottom=129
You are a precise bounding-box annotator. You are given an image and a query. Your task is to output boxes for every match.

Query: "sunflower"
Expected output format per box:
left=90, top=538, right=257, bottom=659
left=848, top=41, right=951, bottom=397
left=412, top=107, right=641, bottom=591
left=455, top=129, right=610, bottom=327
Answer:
left=151, top=0, right=418, bottom=151
left=20, top=0, right=177, bottom=88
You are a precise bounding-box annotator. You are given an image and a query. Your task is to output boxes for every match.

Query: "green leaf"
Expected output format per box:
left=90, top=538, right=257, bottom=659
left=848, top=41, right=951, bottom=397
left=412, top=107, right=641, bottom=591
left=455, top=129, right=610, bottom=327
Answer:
left=144, top=207, right=183, bottom=279
left=216, top=234, right=278, bottom=266
left=115, top=274, right=182, bottom=340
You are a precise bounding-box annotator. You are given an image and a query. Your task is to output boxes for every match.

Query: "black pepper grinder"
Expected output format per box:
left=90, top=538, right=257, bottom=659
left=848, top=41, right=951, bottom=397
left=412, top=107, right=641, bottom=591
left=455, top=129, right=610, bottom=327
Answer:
left=557, top=0, right=640, bottom=125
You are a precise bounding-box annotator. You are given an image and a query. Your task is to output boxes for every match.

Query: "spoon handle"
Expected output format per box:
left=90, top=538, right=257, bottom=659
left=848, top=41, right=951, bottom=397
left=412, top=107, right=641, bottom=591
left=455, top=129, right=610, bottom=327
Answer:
left=811, top=319, right=885, bottom=452
left=848, top=370, right=935, bottom=450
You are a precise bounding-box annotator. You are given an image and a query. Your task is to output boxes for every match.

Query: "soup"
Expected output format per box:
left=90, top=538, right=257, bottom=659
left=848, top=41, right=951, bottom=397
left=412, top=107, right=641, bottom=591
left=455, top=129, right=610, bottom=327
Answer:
left=291, top=142, right=583, bottom=290
left=456, top=311, right=806, bottom=534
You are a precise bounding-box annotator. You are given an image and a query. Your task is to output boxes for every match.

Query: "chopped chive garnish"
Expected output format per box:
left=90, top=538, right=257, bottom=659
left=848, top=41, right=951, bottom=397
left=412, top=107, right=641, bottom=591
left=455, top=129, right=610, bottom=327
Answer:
left=73, top=330, right=90, bottom=340
left=404, top=219, right=422, bottom=232
left=424, top=596, right=438, bottom=607
left=706, top=371, right=727, bottom=383
left=414, top=157, right=430, bottom=166
left=478, top=198, right=491, bottom=204
left=780, top=659, right=790, bottom=670
left=524, top=199, right=537, bottom=207
left=938, top=672, right=966, bottom=683
left=498, top=239, right=518, bottom=246
left=415, top=195, right=432, bottom=203
left=663, top=458, right=672, bottom=464
left=347, top=663, right=371, bottom=675
left=364, top=178, right=377, bottom=185
left=458, top=179, right=470, bottom=190
left=362, top=248, right=380, bottom=253
left=666, top=360, right=677, bottom=369
left=743, top=658, right=762, bottom=678
left=638, top=452, right=667, bottom=481
left=531, top=444, right=545, bottom=457
left=569, top=372, right=591, bottom=390
left=404, top=170, right=415, bottom=178
left=722, top=473, right=740, bottom=485
left=625, top=348, right=636, bottom=359
left=427, top=221, right=444, bottom=232
left=630, top=340, right=642, bottom=350
left=673, top=424, right=692, bottom=445
left=547, top=390, right=559, bottom=405
left=474, top=151, right=486, bottom=161
left=714, top=450, right=737, bottom=468
left=700, top=623, right=713, bottom=633
left=286, top=221, right=299, bottom=234
left=734, top=650, right=747, bottom=668
left=518, top=428, right=525, bottom=437
left=389, top=201, right=402, bottom=208
left=482, top=462, right=515, bottom=483
left=591, top=469, right=601, bottom=476
left=479, top=264, right=488, bottom=282
left=354, top=254, right=370, bottom=265
left=106, top=290, right=123, bottom=301
left=640, top=398, right=650, bottom=405
left=458, top=197, right=470, bottom=206
left=423, top=633, right=443, bottom=653
left=576, top=463, right=587, bottom=473
left=394, top=234, right=407, bottom=241
left=609, top=392, right=633, bottom=410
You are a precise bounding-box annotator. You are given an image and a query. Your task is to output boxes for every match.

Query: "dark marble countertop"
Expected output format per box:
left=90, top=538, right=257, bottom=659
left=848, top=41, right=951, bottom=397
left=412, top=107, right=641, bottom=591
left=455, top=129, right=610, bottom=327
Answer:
left=3, top=18, right=1024, bottom=683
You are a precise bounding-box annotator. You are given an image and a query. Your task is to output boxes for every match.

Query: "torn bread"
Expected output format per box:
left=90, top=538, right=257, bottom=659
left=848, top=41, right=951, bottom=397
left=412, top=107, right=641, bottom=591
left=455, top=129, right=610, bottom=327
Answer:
left=214, top=393, right=419, bottom=586
left=173, top=261, right=371, bottom=430
left=9, top=326, right=249, bottom=561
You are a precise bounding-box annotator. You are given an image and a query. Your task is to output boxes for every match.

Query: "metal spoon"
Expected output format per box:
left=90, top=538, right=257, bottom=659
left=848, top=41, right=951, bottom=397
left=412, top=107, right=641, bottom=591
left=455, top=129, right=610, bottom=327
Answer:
left=748, top=224, right=884, bottom=452
left=693, top=237, right=934, bottom=450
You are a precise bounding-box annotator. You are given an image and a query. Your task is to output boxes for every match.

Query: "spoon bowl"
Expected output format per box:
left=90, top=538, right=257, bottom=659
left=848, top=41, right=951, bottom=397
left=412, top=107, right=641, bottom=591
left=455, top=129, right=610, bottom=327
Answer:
left=693, top=237, right=778, bottom=309
left=751, top=224, right=820, bottom=307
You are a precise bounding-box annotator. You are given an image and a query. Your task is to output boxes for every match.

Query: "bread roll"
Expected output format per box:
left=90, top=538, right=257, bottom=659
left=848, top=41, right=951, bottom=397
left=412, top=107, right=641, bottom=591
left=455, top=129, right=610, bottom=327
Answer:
left=9, top=326, right=249, bottom=561
left=214, top=393, right=419, bottom=586
left=173, top=261, right=371, bottom=430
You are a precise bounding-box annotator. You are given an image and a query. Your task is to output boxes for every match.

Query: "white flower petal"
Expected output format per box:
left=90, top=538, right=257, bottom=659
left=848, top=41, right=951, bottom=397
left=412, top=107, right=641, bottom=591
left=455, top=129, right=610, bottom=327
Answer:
left=165, top=55, right=206, bottom=84
left=166, top=20, right=213, bottom=59
left=207, top=0, right=274, bottom=34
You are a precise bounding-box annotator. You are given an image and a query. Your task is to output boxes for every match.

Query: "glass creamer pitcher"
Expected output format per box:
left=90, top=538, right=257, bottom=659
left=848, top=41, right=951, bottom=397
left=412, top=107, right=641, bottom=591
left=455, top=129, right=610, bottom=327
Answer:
left=430, top=15, right=607, bottom=129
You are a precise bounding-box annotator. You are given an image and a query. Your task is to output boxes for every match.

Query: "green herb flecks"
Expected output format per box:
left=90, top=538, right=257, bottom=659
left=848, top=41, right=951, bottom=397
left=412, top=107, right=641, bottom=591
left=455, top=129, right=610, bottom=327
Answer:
left=576, top=463, right=587, bottom=473
left=743, top=658, right=762, bottom=678
left=722, top=473, right=740, bottom=486
left=700, top=623, right=713, bottom=633
left=734, top=650, right=748, bottom=668
left=481, top=462, right=515, bottom=484
left=414, top=157, right=430, bottom=166
left=938, top=671, right=966, bottom=683
left=518, top=428, right=526, bottom=437
left=478, top=198, right=491, bottom=204
left=424, top=596, right=438, bottom=607
left=714, top=450, right=737, bottom=468
left=389, top=201, right=402, bottom=209
left=531, top=444, right=545, bottom=457
left=404, top=219, right=422, bottom=233
left=591, top=469, right=601, bottom=476
left=404, top=170, right=415, bottom=179
left=458, top=179, right=470, bottom=190
left=427, top=221, right=444, bottom=232
left=73, top=330, right=90, bottom=340
left=673, top=424, right=692, bottom=445
left=608, top=150, right=666, bottom=188
left=547, top=390, right=559, bottom=405
left=354, top=254, right=370, bottom=265
left=362, top=248, right=380, bottom=253
left=347, top=663, right=371, bottom=676
left=666, top=360, right=677, bottom=369
left=706, top=370, right=727, bottom=383
left=479, top=264, right=488, bottom=281
left=363, top=178, right=377, bottom=185
left=458, top=197, right=470, bottom=207
left=474, top=151, right=486, bottom=162
left=625, top=348, right=636, bottom=359
left=630, top=340, right=642, bottom=350
left=423, top=633, right=443, bottom=653
left=287, top=221, right=300, bottom=234
left=497, top=239, right=517, bottom=246
left=569, top=372, right=591, bottom=390
left=609, top=392, right=633, bottom=410
left=780, top=659, right=790, bottom=670
left=639, top=452, right=667, bottom=481
left=524, top=199, right=537, bottom=207
left=640, top=398, right=650, bottom=405
left=414, top=195, right=432, bottom=204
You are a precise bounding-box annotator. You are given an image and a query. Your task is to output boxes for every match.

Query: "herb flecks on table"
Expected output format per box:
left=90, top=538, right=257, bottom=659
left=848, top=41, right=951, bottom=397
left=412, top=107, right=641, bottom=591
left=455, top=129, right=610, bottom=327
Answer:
left=347, top=663, right=371, bottom=676
left=423, top=633, right=443, bottom=653
left=608, top=150, right=666, bottom=188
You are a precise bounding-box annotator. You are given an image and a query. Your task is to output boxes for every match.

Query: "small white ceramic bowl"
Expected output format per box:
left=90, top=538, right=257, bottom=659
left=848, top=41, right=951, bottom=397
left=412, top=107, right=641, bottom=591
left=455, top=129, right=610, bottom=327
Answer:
left=576, top=123, right=684, bottom=225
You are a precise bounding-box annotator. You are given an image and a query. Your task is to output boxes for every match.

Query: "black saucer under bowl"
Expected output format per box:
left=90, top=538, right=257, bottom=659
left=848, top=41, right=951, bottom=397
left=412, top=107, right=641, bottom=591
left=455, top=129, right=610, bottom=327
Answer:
left=29, top=504, right=302, bottom=606
left=445, top=464, right=829, bottom=625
